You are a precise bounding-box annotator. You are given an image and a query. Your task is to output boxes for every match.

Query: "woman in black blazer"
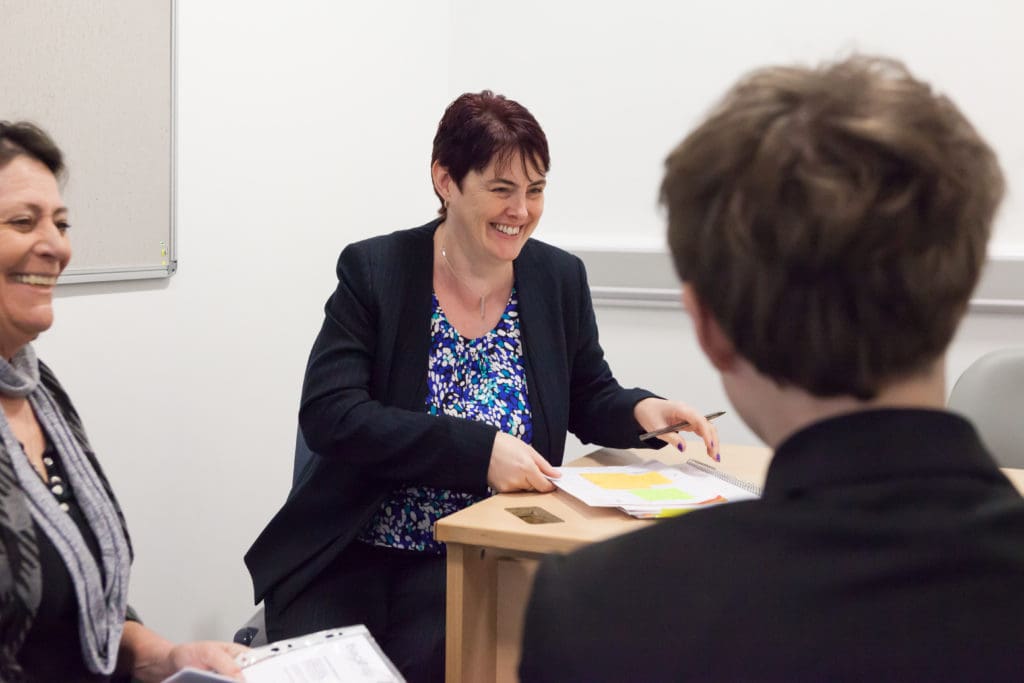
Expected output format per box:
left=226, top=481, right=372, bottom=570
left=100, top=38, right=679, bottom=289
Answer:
left=245, top=91, right=717, bottom=682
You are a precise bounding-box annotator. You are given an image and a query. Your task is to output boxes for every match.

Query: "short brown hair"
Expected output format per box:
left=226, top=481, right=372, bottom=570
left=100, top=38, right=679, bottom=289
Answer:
left=662, top=56, right=1004, bottom=399
left=0, top=120, right=65, bottom=178
left=431, top=90, right=549, bottom=217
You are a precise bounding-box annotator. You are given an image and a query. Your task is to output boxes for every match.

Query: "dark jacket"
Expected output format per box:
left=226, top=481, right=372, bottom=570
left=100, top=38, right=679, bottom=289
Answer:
left=246, top=219, right=655, bottom=608
left=520, top=409, right=1024, bottom=682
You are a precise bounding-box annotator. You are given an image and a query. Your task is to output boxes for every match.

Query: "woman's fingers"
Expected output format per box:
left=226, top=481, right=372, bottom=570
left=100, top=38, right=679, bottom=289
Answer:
left=679, top=414, right=720, bottom=461
left=636, top=398, right=722, bottom=462
left=533, top=451, right=561, bottom=479
left=488, top=432, right=558, bottom=492
left=526, top=468, right=557, bottom=493
left=657, top=429, right=687, bottom=453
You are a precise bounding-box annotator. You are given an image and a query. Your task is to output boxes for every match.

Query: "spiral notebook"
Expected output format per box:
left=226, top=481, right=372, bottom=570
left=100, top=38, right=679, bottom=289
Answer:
left=551, top=458, right=761, bottom=519
left=686, top=459, right=763, bottom=494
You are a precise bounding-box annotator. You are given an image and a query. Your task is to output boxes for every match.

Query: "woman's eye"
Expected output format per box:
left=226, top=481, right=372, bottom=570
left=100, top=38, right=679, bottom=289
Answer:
left=529, top=187, right=544, bottom=195
left=57, top=221, right=71, bottom=232
left=6, top=217, right=33, bottom=230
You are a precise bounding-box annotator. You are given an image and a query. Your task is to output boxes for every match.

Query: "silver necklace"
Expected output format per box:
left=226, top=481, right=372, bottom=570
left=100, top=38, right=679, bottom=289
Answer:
left=440, top=238, right=487, bottom=319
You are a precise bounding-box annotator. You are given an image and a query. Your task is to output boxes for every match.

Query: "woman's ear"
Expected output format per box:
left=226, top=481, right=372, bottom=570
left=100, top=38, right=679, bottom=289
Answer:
left=431, top=160, right=454, bottom=203
left=681, top=285, right=737, bottom=372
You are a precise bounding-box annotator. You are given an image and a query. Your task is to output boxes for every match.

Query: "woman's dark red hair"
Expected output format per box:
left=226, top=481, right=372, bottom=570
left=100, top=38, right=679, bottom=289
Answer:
left=431, top=90, right=549, bottom=216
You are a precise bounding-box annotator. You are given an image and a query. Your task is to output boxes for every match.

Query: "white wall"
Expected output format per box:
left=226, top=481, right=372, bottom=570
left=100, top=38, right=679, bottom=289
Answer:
left=560, top=305, right=1024, bottom=462
left=32, top=0, right=1024, bottom=643
left=450, top=0, right=1024, bottom=255
left=38, top=0, right=450, bottom=641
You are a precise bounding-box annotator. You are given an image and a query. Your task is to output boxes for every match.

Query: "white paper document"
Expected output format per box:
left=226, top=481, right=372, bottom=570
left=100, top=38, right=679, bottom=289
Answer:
left=552, top=458, right=759, bottom=518
left=162, top=625, right=403, bottom=683
left=241, top=625, right=403, bottom=683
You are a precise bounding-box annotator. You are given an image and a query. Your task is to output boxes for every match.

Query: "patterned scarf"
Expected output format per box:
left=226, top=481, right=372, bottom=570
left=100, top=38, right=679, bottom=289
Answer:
left=0, top=345, right=131, bottom=677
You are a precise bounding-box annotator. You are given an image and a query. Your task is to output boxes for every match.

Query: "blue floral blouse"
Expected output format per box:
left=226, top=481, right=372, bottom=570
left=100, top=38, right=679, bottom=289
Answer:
left=356, top=289, right=534, bottom=553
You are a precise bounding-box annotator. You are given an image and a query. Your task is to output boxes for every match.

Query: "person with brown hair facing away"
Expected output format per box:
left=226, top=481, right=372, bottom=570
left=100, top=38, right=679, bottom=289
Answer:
left=520, top=56, right=1024, bottom=682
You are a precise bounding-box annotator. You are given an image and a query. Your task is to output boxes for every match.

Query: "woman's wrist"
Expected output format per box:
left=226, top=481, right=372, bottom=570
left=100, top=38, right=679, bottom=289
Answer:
left=117, top=621, right=175, bottom=682
left=632, top=397, right=661, bottom=426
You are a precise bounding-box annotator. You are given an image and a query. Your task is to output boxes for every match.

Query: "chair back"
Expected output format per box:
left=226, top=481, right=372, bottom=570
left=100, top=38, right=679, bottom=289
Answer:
left=948, top=348, right=1024, bottom=468
left=290, top=426, right=320, bottom=492
left=233, top=607, right=268, bottom=646
left=234, top=428, right=318, bottom=646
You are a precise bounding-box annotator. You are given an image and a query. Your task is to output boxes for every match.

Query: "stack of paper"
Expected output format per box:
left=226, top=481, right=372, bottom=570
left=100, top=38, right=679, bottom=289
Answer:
left=551, top=459, right=759, bottom=518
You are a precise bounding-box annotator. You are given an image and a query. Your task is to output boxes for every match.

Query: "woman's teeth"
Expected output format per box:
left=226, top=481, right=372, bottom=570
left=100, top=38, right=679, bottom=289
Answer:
left=12, top=274, right=58, bottom=286
left=493, top=223, right=521, bottom=236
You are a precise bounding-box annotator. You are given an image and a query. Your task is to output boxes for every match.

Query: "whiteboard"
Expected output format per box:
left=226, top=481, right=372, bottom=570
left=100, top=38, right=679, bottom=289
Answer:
left=0, top=0, right=175, bottom=283
left=449, top=0, right=1023, bottom=256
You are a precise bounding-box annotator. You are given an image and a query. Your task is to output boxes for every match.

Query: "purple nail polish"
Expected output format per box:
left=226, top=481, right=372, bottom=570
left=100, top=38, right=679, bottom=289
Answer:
left=676, top=443, right=684, bottom=452
left=715, top=453, right=721, bottom=462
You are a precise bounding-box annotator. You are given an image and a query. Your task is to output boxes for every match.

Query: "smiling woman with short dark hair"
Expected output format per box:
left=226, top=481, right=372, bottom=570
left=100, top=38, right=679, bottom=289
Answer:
left=246, top=90, right=719, bottom=682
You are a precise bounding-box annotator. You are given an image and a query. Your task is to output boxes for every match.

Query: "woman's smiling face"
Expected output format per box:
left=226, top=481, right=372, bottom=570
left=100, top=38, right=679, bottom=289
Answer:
left=0, top=155, right=71, bottom=359
left=437, top=151, right=546, bottom=265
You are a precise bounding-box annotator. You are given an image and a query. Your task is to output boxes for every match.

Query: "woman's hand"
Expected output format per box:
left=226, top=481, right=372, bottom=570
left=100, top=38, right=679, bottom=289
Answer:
left=120, top=622, right=248, bottom=682
left=160, top=641, right=248, bottom=681
left=633, top=397, right=720, bottom=461
left=487, top=431, right=560, bottom=492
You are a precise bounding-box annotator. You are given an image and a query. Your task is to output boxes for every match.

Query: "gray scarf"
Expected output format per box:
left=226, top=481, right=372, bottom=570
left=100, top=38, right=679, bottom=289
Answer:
left=0, top=345, right=130, bottom=675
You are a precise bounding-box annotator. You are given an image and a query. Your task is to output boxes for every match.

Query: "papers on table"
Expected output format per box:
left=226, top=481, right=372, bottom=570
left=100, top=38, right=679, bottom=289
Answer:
left=551, top=458, right=760, bottom=518
left=162, top=625, right=404, bottom=683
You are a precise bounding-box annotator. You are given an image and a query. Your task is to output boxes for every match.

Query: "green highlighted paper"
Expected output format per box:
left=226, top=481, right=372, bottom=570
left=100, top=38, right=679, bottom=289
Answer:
left=629, top=487, right=695, bottom=502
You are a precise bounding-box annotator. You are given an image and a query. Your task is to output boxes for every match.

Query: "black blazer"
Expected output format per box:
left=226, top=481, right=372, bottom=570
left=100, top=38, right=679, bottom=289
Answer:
left=520, top=409, right=1024, bottom=682
left=246, top=220, right=655, bottom=607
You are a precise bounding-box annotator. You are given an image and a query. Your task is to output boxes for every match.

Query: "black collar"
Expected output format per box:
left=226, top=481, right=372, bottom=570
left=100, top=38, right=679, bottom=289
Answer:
left=762, top=409, right=1006, bottom=501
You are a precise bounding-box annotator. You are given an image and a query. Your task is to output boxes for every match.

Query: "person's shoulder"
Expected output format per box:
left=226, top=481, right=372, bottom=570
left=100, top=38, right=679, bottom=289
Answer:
left=561, top=501, right=762, bottom=578
left=38, top=359, right=70, bottom=401
left=523, top=508, right=759, bottom=682
left=516, top=238, right=587, bottom=297
left=525, top=507, right=762, bottom=637
left=38, top=357, right=59, bottom=384
left=36, top=358, right=92, bottom=441
left=520, top=237, right=583, bottom=270
left=333, top=219, right=439, bottom=281
left=343, top=219, right=440, bottom=258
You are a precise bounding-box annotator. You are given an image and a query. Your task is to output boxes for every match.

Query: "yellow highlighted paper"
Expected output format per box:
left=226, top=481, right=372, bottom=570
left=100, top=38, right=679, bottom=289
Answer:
left=582, top=471, right=672, bottom=490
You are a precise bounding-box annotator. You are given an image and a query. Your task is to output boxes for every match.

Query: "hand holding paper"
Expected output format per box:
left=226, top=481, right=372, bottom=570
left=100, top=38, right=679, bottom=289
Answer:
left=161, top=626, right=404, bottom=683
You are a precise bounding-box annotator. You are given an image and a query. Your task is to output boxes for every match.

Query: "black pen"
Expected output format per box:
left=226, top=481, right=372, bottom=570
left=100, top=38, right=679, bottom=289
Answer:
left=640, top=411, right=727, bottom=441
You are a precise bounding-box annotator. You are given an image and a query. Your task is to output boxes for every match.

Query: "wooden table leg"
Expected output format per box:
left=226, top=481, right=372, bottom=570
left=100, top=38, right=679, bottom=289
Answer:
left=446, top=544, right=498, bottom=683
left=495, top=557, right=539, bottom=683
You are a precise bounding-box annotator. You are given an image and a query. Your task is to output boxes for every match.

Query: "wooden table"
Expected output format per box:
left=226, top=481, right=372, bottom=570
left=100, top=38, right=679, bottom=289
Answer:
left=435, top=443, right=1024, bottom=683
left=434, top=442, right=769, bottom=683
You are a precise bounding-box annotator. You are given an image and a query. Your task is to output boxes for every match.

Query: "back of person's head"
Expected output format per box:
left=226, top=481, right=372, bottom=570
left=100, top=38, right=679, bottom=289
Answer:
left=662, top=55, right=1004, bottom=400
left=431, top=90, right=549, bottom=217
left=0, top=120, right=64, bottom=178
